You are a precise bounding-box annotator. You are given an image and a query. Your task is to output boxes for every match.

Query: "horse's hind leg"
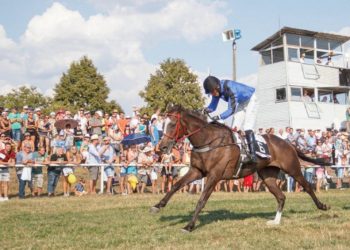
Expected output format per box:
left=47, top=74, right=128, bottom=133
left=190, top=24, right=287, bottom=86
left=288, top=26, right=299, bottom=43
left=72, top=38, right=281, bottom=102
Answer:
left=292, top=173, right=329, bottom=210
left=258, top=167, right=285, bottom=226
left=182, top=175, right=218, bottom=233
left=150, top=167, right=203, bottom=213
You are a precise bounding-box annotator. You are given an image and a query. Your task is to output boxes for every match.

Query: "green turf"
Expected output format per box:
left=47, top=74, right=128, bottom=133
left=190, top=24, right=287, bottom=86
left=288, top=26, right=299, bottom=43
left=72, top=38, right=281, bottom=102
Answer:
left=0, top=191, right=349, bottom=249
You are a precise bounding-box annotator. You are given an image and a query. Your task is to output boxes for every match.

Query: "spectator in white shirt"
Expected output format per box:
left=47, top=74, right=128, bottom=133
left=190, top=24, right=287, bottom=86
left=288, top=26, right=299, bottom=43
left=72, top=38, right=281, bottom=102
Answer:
left=87, top=134, right=102, bottom=194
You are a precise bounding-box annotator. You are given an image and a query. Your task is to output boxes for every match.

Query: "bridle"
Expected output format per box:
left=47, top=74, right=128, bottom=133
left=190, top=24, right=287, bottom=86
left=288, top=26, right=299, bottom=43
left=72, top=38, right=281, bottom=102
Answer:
left=162, top=112, right=202, bottom=143
left=162, top=110, right=238, bottom=153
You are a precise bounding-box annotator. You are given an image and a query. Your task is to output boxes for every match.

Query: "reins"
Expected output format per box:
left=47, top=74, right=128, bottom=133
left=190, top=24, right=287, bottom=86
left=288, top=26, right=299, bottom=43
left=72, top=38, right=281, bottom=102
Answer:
left=163, top=111, right=238, bottom=153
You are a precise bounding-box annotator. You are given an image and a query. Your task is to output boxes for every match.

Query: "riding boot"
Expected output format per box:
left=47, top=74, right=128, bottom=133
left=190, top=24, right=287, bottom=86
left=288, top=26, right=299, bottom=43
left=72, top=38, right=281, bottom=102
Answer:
left=243, top=130, right=257, bottom=164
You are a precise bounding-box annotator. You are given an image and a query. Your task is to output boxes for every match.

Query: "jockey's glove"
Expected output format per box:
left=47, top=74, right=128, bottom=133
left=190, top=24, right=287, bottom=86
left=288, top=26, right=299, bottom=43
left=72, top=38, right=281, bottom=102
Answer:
left=203, top=108, right=211, bottom=115
left=211, top=115, right=220, bottom=121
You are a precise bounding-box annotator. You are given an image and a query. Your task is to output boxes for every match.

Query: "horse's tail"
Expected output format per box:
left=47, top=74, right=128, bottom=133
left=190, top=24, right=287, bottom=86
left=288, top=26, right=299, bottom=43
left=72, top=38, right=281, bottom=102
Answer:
left=295, top=147, right=333, bottom=166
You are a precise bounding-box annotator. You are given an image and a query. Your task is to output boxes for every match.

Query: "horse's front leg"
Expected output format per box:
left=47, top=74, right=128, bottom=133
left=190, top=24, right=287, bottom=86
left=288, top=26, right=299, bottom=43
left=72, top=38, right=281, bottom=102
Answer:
left=150, top=167, right=202, bottom=213
left=182, top=175, right=218, bottom=233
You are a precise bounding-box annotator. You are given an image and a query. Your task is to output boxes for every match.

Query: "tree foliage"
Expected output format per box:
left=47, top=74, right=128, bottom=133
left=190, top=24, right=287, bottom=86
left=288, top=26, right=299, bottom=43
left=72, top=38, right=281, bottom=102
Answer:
left=53, top=56, right=123, bottom=113
left=139, top=58, right=204, bottom=114
left=0, top=86, right=50, bottom=110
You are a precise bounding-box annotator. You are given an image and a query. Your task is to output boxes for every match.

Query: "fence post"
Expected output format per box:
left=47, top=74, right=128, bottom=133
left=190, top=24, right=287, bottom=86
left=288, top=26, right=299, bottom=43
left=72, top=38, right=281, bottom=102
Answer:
left=99, top=165, right=104, bottom=194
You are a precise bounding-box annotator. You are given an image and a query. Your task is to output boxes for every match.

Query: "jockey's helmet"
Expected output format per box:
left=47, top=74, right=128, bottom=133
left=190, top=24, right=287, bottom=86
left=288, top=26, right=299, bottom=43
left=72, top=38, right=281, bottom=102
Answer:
left=203, top=76, right=220, bottom=94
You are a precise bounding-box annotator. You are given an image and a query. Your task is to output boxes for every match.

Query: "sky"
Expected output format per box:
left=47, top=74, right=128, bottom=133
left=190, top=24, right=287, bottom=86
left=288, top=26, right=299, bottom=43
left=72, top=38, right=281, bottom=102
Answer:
left=0, top=0, right=349, bottom=114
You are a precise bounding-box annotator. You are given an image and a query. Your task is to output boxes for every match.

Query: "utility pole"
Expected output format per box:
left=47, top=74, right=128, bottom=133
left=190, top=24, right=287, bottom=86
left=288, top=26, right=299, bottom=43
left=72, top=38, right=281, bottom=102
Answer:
left=222, top=29, right=241, bottom=81
left=232, top=41, right=237, bottom=81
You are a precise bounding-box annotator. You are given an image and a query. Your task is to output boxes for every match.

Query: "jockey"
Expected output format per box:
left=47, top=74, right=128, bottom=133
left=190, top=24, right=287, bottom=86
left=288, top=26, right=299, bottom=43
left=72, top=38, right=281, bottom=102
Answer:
left=203, top=75, right=258, bottom=163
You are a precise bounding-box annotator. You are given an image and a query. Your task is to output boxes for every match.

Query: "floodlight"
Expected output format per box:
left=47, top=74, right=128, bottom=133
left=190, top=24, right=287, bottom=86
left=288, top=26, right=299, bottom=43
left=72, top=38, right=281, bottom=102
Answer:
left=222, top=30, right=234, bottom=42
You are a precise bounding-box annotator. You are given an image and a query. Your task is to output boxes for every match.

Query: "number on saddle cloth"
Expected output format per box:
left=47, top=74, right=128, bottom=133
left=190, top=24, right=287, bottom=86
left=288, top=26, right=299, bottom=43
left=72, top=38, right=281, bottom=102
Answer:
left=254, top=134, right=271, bottom=159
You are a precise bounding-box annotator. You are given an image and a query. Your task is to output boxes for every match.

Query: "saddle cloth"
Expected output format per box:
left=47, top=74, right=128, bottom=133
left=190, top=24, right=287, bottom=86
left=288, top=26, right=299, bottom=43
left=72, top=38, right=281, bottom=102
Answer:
left=254, top=134, right=271, bottom=159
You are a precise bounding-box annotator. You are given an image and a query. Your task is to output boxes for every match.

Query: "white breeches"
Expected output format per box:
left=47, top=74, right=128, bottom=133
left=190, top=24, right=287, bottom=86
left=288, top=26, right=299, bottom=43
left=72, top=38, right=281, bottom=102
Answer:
left=232, top=93, right=258, bottom=131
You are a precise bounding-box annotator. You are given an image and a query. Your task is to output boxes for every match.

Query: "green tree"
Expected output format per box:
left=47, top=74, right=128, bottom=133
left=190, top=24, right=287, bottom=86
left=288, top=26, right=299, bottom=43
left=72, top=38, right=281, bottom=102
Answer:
left=139, top=58, right=204, bottom=114
left=53, top=56, right=123, bottom=113
left=0, top=86, right=50, bottom=110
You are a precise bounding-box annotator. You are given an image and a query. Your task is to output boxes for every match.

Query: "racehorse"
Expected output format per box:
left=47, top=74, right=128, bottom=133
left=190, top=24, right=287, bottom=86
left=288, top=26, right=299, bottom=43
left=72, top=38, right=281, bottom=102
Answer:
left=150, top=105, right=330, bottom=232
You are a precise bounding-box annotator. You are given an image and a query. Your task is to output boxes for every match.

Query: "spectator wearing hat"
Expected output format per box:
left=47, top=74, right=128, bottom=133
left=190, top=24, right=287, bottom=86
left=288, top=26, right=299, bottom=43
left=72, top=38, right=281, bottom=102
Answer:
left=108, top=125, right=123, bottom=157
left=137, top=146, right=154, bottom=193
left=296, top=130, right=308, bottom=153
left=8, top=107, right=23, bottom=142
left=306, top=129, right=317, bottom=152
left=33, top=108, right=42, bottom=120
left=0, top=142, right=16, bottom=201
left=100, top=136, right=116, bottom=194
left=87, top=134, right=102, bottom=194
left=37, top=114, right=51, bottom=153
left=89, top=111, right=103, bottom=136
left=16, top=144, right=34, bottom=199
left=48, top=147, right=67, bottom=196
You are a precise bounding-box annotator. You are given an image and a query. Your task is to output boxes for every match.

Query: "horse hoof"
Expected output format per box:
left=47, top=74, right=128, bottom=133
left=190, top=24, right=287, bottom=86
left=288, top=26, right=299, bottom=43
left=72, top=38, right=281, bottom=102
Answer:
left=323, top=204, right=331, bottom=211
left=149, top=206, right=160, bottom=214
left=266, top=220, right=280, bottom=226
left=181, top=227, right=192, bottom=233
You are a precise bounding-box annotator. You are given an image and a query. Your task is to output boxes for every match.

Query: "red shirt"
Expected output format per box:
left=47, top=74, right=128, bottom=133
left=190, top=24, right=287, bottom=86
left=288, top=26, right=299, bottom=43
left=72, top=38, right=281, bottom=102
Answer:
left=0, top=149, right=16, bottom=162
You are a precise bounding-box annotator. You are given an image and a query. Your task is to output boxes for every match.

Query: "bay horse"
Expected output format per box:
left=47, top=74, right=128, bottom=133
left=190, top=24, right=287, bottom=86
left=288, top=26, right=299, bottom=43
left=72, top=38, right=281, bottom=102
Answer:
left=150, top=105, right=330, bottom=232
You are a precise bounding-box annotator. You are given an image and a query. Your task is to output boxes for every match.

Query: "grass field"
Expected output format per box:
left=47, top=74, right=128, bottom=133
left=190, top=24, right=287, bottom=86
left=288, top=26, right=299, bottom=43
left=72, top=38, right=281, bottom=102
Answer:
left=0, top=190, right=349, bottom=249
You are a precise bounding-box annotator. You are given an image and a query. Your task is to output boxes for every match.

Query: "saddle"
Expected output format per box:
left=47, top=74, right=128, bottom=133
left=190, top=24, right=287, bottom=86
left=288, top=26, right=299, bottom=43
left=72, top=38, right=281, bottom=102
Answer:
left=233, top=133, right=271, bottom=160
left=232, top=133, right=271, bottom=178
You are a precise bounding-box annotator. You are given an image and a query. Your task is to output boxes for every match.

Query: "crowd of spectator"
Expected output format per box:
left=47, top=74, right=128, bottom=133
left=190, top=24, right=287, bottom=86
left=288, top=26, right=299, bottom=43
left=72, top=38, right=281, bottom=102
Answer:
left=257, top=126, right=350, bottom=192
left=0, top=105, right=348, bottom=202
left=0, top=106, right=191, bottom=201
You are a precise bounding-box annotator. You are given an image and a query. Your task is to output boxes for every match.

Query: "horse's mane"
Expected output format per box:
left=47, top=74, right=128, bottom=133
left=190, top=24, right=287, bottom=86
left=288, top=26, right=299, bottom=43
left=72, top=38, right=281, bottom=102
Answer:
left=166, top=105, right=233, bottom=135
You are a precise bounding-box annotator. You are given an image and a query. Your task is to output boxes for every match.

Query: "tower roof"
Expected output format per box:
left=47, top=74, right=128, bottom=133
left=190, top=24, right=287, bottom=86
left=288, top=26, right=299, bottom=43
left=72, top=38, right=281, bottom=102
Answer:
left=251, top=26, right=350, bottom=51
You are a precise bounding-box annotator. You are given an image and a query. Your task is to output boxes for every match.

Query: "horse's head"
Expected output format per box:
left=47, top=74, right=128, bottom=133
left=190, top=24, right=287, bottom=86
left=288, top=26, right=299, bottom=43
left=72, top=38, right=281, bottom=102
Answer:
left=159, top=105, right=187, bottom=154
left=159, top=105, right=208, bottom=153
